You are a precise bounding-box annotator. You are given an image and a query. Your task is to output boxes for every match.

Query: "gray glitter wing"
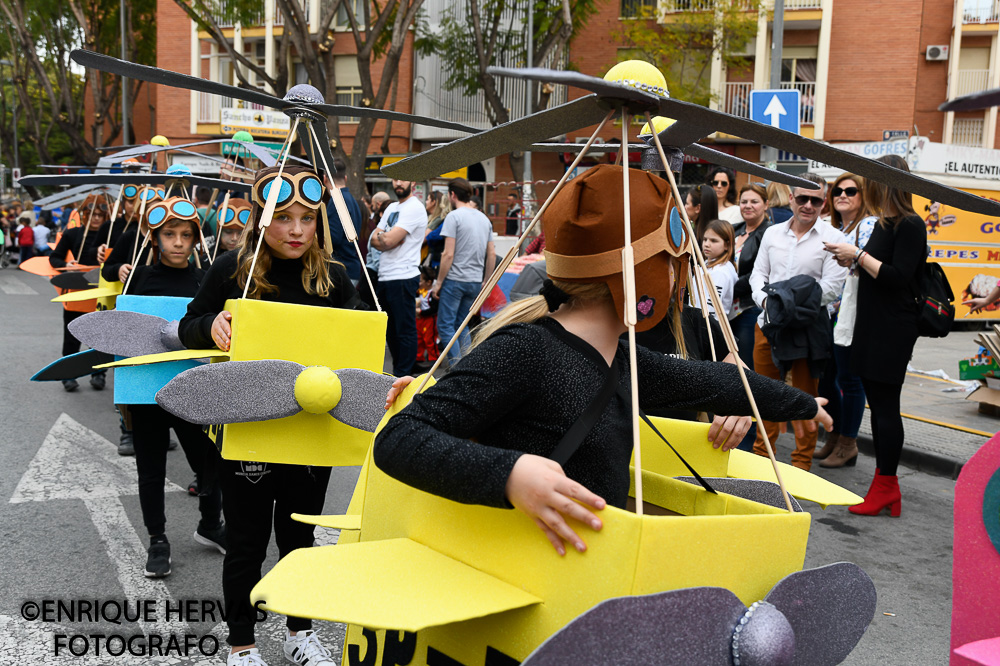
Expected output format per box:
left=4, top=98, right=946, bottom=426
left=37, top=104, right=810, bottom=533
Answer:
left=520, top=587, right=744, bottom=665
left=68, top=310, right=172, bottom=358
left=675, top=477, right=804, bottom=512
left=329, top=369, right=396, bottom=433
left=156, top=360, right=303, bottom=425
left=764, top=562, right=877, bottom=666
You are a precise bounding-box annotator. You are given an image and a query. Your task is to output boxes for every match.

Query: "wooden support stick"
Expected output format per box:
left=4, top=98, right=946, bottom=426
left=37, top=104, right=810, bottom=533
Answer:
left=414, top=111, right=616, bottom=393
left=105, top=188, right=124, bottom=248
left=621, top=113, right=643, bottom=516
left=212, top=192, right=232, bottom=263
left=122, top=232, right=150, bottom=294
left=645, top=113, right=795, bottom=513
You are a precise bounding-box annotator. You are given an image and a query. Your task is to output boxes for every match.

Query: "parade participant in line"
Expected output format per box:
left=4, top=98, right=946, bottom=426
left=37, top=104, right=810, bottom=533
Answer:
left=102, top=186, right=164, bottom=283
left=178, top=165, right=361, bottom=666
left=824, top=156, right=927, bottom=517
left=369, top=178, right=429, bottom=376
left=374, top=165, right=831, bottom=556
left=49, top=194, right=110, bottom=392
left=96, top=185, right=140, bottom=263
left=212, top=198, right=252, bottom=258
left=123, top=197, right=225, bottom=578
left=749, top=173, right=847, bottom=471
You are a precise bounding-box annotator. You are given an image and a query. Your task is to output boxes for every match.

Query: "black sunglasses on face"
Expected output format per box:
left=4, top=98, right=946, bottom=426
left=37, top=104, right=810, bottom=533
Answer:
left=711, top=180, right=728, bottom=187
left=832, top=187, right=859, bottom=197
left=794, top=195, right=825, bottom=207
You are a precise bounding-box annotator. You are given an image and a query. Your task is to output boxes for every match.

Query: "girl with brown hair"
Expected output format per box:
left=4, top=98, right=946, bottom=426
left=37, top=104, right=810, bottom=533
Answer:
left=178, top=165, right=361, bottom=666
left=699, top=218, right=738, bottom=321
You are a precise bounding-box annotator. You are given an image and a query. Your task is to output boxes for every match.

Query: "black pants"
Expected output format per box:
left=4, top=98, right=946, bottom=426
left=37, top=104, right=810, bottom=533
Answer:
left=861, top=378, right=904, bottom=476
left=359, top=267, right=379, bottom=310
left=131, top=404, right=222, bottom=536
left=377, top=276, right=419, bottom=377
left=220, top=458, right=332, bottom=646
left=63, top=309, right=85, bottom=357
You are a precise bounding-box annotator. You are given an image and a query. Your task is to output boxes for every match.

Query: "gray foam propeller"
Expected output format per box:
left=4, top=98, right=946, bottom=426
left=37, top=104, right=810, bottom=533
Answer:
left=521, top=562, right=876, bottom=666
left=155, top=360, right=394, bottom=433
left=68, top=310, right=185, bottom=358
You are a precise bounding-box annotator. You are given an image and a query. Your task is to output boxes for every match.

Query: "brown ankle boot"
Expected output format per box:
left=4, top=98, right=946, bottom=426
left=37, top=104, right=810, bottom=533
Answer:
left=820, top=436, right=858, bottom=468
left=814, top=431, right=840, bottom=460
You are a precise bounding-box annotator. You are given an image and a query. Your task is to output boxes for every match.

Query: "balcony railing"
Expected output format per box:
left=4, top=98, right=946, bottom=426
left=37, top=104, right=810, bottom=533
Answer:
left=963, top=0, right=1000, bottom=23
left=957, top=69, right=992, bottom=97
left=723, top=80, right=815, bottom=125
left=659, top=0, right=820, bottom=14
left=953, top=118, right=985, bottom=147
left=211, top=0, right=309, bottom=28
left=198, top=93, right=266, bottom=124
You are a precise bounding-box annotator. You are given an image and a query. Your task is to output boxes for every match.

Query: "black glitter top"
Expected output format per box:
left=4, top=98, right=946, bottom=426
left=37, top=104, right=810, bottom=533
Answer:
left=373, top=317, right=818, bottom=509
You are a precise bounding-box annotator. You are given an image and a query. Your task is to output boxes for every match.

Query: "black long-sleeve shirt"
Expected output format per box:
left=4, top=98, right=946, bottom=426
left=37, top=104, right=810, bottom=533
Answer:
left=102, top=226, right=152, bottom=282
left=128, top=263, right=205, bottom=298
left=49, top=224, right=105, bottom=267
left=178, top=250, right=363, bottom=350
left=374, top=317, right=818, bottom=509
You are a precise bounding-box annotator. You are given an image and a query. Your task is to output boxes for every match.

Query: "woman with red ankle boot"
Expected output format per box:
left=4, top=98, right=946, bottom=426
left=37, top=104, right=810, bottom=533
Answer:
left=825, top=155, right=926, bottom=517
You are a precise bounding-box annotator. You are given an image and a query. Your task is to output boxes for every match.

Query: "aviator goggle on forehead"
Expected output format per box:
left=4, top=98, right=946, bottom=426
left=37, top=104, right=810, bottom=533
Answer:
left=146, top=197, right=198, bottom=230
left=122, top=184, right=143, bottom=201
left=220, top=199, right=253, bottom=228
left=136, top=186, right=167, bottom=202
left=251, top=171, right=325, bottom=212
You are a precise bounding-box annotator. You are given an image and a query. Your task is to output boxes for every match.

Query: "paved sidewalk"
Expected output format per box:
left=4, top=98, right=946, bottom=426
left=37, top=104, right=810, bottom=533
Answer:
left=856, top=330, right=997, bottom=477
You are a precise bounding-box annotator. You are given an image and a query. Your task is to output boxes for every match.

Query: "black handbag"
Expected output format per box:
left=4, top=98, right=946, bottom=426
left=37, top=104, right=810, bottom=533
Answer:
left=917, top=262, right=955, bottom=338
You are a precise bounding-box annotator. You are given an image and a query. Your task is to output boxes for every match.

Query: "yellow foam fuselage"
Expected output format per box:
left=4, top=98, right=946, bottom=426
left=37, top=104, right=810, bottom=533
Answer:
left=217, top=298, right=388, bottom=466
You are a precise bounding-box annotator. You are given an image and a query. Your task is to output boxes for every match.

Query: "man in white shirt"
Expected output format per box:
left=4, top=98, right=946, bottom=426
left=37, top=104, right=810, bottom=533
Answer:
left=432, top=178, right=496, bottom=363
left=369, top=179, right=429, bottom=376
left=748, top=172, right=848, bottom=470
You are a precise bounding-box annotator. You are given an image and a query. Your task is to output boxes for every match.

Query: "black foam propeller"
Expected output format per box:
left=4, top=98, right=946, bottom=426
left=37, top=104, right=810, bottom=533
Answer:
left=939, top=87, right=1000, bottom=112
left=18, top=172, right=252, bottom=194
left=71, top=49, right=483, bottom=135
left=385, top=66, right=1000, bottom=216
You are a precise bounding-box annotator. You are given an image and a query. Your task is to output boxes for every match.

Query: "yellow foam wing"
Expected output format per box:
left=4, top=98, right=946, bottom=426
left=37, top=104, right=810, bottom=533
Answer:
left=250, top=538, right=541, bottom=632
left=727, top=449, right=863, bottom=507
left=51, top=286, right=122, bottom=303
left=94, top=348, right=230, bottom=369
left=291, top=513, right=361, bottom=531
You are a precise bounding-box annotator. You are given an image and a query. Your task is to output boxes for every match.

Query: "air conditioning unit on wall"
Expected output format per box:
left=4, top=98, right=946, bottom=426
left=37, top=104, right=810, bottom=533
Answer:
left=927, top=45, right=950, bottom=61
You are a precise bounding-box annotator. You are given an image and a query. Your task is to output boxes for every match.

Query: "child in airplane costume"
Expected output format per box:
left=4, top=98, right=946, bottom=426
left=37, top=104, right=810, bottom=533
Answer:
left=375, top=165, right=832, bottom=555
left=177, top=165, right=363, bottom=666
left=124, top=197, right=225, bottom=577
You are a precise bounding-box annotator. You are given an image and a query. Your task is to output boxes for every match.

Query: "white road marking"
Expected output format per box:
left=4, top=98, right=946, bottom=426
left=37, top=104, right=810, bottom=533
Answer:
left=10, top=414, right=187, bottom=638
left=0, top=275, right=38, bottom=295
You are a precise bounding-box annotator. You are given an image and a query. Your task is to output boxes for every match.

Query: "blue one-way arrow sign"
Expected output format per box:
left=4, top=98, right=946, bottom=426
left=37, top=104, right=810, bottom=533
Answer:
left=750, top=89, right=801, bottom=135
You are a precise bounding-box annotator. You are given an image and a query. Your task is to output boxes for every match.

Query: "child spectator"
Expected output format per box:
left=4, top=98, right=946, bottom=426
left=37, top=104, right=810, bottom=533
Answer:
left=699, top=218, right=738, bottom=320
left=416, top=266, right=439, bottom=366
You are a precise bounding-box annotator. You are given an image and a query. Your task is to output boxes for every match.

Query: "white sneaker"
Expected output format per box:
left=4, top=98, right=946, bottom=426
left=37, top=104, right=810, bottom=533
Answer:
left=227, top=647, right=267, bottom=666
left=283, top=629, right=336, bottom=666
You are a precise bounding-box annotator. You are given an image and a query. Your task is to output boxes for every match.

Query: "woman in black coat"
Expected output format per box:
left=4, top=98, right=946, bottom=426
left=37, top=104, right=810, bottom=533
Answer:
left=824, top=155, right=926, bottom=517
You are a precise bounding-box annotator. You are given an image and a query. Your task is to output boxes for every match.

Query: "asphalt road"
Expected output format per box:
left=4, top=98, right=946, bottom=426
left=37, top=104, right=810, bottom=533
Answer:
left=0, top=266, right=956, bottom=665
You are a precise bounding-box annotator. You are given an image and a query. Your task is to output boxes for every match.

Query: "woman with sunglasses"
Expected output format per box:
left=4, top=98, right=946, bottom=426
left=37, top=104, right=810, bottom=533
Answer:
left=49, top=194, right=112, bottom=391
left=815, top=174, right=875, bottom=469
left=102, top=186, right=166, bottom=283
left=706, top=166, right=742, bottom=224
left=178, top=165, right=362, bottom=666
left=823, top=156, right=926, bottom=517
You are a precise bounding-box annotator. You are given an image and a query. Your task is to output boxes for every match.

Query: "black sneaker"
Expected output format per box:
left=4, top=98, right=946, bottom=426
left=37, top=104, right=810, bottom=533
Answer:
left=90, top=372, right=106, bottom=390
left=144, top=537, right=171, bottom=578
left=118, top=431, right=134, bottom=457
left=187, top=476, right=200, bottom=496
left=62, top=379, right=79, bottom=392
left=193, top=522, right=226, bottom=555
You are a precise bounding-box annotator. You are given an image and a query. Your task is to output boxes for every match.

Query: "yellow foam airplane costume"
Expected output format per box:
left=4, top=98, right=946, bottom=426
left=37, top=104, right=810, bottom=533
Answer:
left=250, top=377, right=860, bottom=666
